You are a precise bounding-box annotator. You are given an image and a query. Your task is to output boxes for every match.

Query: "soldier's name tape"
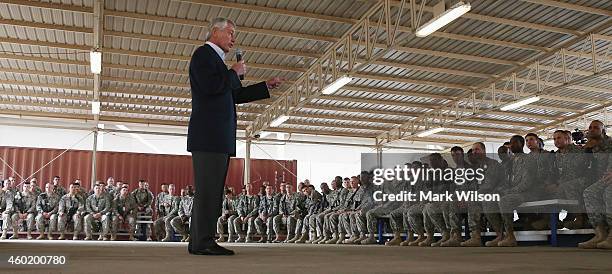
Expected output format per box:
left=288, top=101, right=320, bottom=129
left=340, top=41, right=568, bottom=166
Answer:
left=373, top=190, right=500, bottom=202
left=1, top=255, right=67, bottom=267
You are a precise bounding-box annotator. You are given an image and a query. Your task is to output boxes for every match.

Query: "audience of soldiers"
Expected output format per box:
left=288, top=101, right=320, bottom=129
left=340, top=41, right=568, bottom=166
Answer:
left=0, top=120, right=610, bottom=250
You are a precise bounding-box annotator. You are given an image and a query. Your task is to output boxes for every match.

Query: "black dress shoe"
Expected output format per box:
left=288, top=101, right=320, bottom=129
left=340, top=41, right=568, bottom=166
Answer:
left=189, top=244, right=235, bottom=256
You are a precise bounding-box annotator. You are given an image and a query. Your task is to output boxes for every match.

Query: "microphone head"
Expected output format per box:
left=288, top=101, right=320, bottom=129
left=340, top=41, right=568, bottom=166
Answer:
left=235, top=49, right=243, bottom=61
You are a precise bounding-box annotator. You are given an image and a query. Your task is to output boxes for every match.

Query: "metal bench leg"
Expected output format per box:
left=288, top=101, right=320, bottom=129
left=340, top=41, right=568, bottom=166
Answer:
left=550, top=212, right=558, bottom=247
left=377, top=219, right=383, bottom=244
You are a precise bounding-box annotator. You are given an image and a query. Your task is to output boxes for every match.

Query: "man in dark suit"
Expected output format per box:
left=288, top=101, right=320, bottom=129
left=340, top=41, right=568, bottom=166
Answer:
left=187, top=17, right=283, bottom=256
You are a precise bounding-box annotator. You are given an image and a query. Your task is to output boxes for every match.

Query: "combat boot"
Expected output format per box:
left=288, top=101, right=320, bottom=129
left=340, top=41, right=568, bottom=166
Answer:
left=236, top=234, right=246, bottom=243
left=418, top=233, right=434, bottom=247
left=485, top=233, right=503, bottom=247
left=335, top=233, right=346, bottom=244
left=431, top=231, right=450, bottom=247
left=497, top=233, right=517, bottom=247
left=47, top=231, right=54, bottom=240
left=110, top=234, right=117, bottom=241
left=9, top=228, right=18, bottom=239
left=407, top=234, right=425, bottom=246
left=344, top=234, right=358, bottom=244
left=579, top=225, right=607, bottom=249
left=84, top=236, right=93, bottom=240
left=26, top=232, right=33, bottom=240
left=257, top=236, right=267, bottom=243
left=385, top=232, right=402, bottom=246
left=354, top=234, right=368, bottom=244
left=596, top=228, right=612, bottom=249
left=72, top=234, right=79, bottom=240
left=325, top=233, right=338, bottom=244
left=57, top=233, right=65, bottom=240
left=305, top=232, right=316, bottom=244
left=245, top=236, right=255, bottom=243
left=36, top=233, right=46, bottom=240
left=0, top=230, right=7, bottom=240
left=312, top=235, right=324, bottom=244
left=461, top=230, right=482, bottom=247
left=440, top=230, right=462, bottom=247
left=294, top=233, right=308, bottom=244
left=217, top=235, right=226, bottom=242
left=97, top=235, right=105, bottom=241
left=360, top=234, right=377, bottom=245
left=285, top=234, right=299, bottom=243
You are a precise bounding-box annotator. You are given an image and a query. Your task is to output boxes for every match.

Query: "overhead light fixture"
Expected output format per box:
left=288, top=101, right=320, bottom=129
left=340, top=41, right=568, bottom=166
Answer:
left=259, top=131, right=273, bottom=139
left=416, top=127, right=446, bottom=137
left=321, top=76, right=352, bottom=95
left=415, top=1, right=471, bottom=37
left=90, top=51, right=102, bottom=74
left=270, top=115, right=289, bottom=127
left=91, top=101, right=101, bottom=115
left=97, top=123, right=105, bottom=129
left=500, top=96, right=540, bottom=111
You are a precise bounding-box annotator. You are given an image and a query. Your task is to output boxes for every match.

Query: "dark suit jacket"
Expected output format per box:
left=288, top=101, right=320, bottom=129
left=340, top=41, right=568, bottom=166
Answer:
left=187, top=44, right=270, bottom=155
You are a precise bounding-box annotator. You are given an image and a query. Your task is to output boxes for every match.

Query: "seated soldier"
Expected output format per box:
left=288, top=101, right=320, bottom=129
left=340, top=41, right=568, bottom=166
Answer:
left=35, top=183, right=60, bottom=240
left=2, top=182, right=37, bottom=239
left=111, top=185, right=137, bottom=241
left=132, top=180, right=154, bottom=241
left=216, top=189, right=237, bottom=242
left=84, top=183, right=112, bottom=241
left=171, top=187, right=194, bottom=242
left=57, top=182, right=86, bottom=240
left=160, top=186, right=181, bottom=242
left=254, top=185, right=279, bottom=243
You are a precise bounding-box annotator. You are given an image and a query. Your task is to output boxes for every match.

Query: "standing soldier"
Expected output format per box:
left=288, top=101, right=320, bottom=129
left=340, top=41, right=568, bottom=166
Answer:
left=57, top=182, right=86, bottom=240
left=2, top=182, right=37, bottom=239
left=111, top=186, right=137, bottom=241
left=171, top=188, right=194, bottom=242
left=132, top=180, right=154, bottom=241
left=84, top=184, right=112, bottom=241
left=35, top=183, right=60, bottom=240
left=160, top=185, right=181, bottom=242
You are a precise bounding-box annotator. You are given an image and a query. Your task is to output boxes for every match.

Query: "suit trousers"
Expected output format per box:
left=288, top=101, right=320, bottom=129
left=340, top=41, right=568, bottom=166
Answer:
left=189, top=151, right=230, bottom=250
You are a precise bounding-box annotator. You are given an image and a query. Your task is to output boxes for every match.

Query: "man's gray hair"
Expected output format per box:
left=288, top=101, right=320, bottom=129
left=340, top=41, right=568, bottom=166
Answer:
left=205, top=17, right=235, bottom=41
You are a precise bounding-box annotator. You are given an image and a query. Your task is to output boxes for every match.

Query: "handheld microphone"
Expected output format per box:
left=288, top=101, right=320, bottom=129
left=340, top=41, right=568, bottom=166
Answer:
left=235, top=49, right=244, bottom=80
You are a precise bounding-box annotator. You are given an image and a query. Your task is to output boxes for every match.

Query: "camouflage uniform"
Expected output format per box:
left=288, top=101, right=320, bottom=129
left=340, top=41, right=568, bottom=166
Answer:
left=338, top=187, right=359, bottom=240
left=254, top=194, right=279, bottom=242
left=484, top=153, right=538, bottom=234
left=350, top=183, right=378, bottom=241
left=361, top=180, right=405, bottom=244
left=216, top=195, right=237, bottom=241
left=273, top=191, right=300, bottom=242
left=111, top=194, right=137, bottom=240
left=132, top=188, right=154, bottom=237
left=154, top=193, right=178, bottom=241
left=583, top=136, right=612, bottom=228
left=295, top=190, right=321, bottom=243
left=159, top=194, right=180, bottom=241
left=57, top=194, right=85, bottom=240
left=235, top=194, right=260, bottom=242
left=84, top=193, right=112, bottom=240
left=170, top=195, right=194, bottom=240
left=553, top=144, right=587, bottom=200
left=323, top=187, right=350, bottom=243
left=53, top=184, right=67, bottom=199
left=35, top=192, right=60, bottom=239
left=4, top=190, right=37, bottom=239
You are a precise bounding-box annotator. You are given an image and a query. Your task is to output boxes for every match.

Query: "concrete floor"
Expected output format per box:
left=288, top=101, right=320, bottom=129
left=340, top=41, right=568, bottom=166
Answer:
left=1, top=240, right=610, bottom=274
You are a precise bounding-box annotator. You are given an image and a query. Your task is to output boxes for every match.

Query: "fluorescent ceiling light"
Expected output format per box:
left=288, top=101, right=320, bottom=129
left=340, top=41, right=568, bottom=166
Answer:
left=116, top=124, right=129, bottom=131
left=416, top=127, right=446, bottom=137
left=270, top=115, right=289, bottom=127
left=415, top=2, right=471, bottom=37
left=90, top=51, right=102, bottom=74
left=500, top=96, right=540, bottom=111
left=259, top=131, right=273, bottom=139
left=97, top=123, right=105, bottom=129
left=91, top=101, right=101, bottom=115
left=321, top=76, right=352, bottom=95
